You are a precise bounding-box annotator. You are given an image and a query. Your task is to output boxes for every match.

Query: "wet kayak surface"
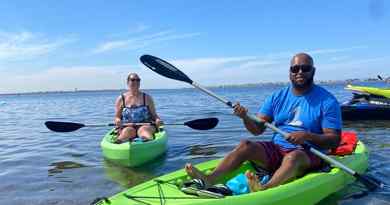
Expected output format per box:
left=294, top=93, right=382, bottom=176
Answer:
left=0, top=83, right=389, bottom=204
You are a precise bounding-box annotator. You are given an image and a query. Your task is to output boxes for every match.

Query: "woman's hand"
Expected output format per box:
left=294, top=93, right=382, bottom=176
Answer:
left=233, top=102, right=248, bottom=119
left=155, top=118, right=163, bottom=128
left=114, top=117, right=122, bottom=129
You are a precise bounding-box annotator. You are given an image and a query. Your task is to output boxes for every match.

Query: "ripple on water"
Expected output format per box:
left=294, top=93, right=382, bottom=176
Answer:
left=1, top=85, right=390, bottom=204
left=48, top=161, right=88, bottom=176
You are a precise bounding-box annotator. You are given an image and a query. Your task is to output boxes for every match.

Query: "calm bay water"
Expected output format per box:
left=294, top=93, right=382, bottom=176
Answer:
left=1, top=83, right=390, bottom=205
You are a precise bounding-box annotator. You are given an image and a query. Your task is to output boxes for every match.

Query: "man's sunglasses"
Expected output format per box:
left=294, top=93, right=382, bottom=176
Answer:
left=129, top=78, right=141, bottom=82
left=290, top=65, right=314, bottom=74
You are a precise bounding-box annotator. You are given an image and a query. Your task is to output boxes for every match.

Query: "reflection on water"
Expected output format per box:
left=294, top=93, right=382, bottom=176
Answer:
left=102, top=160, right=153, bottom=188
left=102, top=152, right=169, bottom=188
left=48, top=161, right=88, bottom=176
left=344, top=120, right=390, bottom=128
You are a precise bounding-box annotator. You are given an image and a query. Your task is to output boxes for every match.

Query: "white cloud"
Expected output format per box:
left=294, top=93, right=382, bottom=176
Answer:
left=0, top=65, right=129, bottom=93
left=172, top=56, right=258, bottom=71
left=307, top=46, right=366, bottom=55
left=0, top=31, right=75, bottom=61
left=238, top=59, right=280, bottom=69
left=93, top=30, right=201, bottom=54
left=109, top=24, right=150, bottom=38
left=165, top=56, right=286, bottom=85
left=2, top=46, right=386, bottom=94
left=0, top=56, right=264, bottom=93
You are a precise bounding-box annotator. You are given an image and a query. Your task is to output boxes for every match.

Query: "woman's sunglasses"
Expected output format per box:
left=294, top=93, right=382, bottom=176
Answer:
left=290, top=65, right=313, bottom=74
left=129, top=78, right=141, bottom=82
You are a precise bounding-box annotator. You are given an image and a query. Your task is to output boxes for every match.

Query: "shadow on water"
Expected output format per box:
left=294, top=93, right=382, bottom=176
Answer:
left=48, top=161, right=88, bottom=176
left=186, top=144, right=218, bottom=156
left=318, top=182, right=390, bottom=205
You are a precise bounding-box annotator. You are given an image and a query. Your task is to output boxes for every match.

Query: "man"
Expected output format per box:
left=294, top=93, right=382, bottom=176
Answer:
left=185, top=53, right=342, bottom=192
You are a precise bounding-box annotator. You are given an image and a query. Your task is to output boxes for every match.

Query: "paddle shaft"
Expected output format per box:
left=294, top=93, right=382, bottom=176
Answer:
left=190, top=80, right=359, bottom=176
left=83, top=122, right=184, bottom=128
left=192, top=82, right=233, bottom=107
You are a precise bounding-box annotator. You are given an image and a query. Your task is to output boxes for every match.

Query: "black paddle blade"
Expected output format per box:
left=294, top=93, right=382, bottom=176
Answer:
left=356, top=173, right=384, bottom=191
left=184, top=118, right=219, bottom=130
left=45, top=121, right=85, bottom=132
left=140, top=55, right=193, bottom=84
left=378, top=75, right=383, bottom=80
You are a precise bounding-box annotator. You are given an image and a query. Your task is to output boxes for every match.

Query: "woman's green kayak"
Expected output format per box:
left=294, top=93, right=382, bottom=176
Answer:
left=346, top=84, right=390, bottom=98
left=95, top=141, right=368, bottom=205
left=100, top=127, right=168, bottom=167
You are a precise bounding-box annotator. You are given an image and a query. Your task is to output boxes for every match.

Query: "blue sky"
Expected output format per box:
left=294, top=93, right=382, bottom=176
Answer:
left=0, top=0, right=389, bottom=93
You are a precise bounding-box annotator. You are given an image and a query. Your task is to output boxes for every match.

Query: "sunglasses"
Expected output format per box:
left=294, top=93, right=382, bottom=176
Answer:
left=290, top=65, right=313, bottom=74
left=129, top=78, right=141, bottom=82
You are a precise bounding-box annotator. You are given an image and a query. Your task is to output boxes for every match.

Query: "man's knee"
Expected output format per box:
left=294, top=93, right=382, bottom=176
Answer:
left=235, top=140, right=256, bottom=153
left=283, top=150, right=310, bottom=169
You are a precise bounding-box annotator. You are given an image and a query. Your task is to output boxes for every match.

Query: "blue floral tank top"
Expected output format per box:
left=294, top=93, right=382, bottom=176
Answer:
left=121, top=93, right=152, bottom=123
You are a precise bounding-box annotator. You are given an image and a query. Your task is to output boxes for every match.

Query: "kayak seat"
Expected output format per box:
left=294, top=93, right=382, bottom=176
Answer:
left=331, top=131, right=358, bottom=156
left=108, top=126, right=161, bottom=143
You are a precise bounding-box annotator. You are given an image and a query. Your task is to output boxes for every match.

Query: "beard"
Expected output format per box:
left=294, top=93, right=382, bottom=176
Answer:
left=291, top=75, right=314, bottom=89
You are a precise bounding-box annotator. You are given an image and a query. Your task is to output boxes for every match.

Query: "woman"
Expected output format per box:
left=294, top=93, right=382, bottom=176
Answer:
left=114, top=73, right=162, bottom=143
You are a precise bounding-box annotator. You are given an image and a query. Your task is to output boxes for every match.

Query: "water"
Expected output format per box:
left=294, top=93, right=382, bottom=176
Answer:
left=0, top=83, right=389, bottom=205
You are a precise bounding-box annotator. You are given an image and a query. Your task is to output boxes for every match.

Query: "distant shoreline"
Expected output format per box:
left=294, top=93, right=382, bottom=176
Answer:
left=1, top=78, right=388, bottom=96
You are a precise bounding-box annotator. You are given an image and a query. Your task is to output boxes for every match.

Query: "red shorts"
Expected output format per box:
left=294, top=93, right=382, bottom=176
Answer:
left=257, top=141, right=323, bottom=172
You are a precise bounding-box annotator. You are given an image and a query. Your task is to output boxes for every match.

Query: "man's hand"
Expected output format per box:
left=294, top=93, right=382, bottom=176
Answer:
left=286, top=131, right=310, bottom=145
left=233, top=102, right=248, bottom=119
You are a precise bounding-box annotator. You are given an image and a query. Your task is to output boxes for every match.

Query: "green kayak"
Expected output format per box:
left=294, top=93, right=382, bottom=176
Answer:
left=346, top=84, right=390, bottom=98
left=96, top=141, right=368, bottom=205
left=100, top=128, right=168, bottom=167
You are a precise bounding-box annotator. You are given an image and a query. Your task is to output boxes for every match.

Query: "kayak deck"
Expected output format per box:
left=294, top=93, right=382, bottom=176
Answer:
left=97, top=141, right=368, bottom=205
left=346, top=85, right=390, bottom=98
left=100, top=128, right=168, bottom=167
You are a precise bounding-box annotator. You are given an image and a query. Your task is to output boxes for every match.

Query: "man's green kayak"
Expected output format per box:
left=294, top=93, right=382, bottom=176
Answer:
left=100, top=128, right=168, bottom=167
left=346, top=84, right=390, bottom=98
left=95, top=141, right=368, bottom=205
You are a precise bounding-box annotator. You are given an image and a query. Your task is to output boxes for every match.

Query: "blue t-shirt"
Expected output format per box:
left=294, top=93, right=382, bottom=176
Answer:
left=258, top=84, right=342, bottom=150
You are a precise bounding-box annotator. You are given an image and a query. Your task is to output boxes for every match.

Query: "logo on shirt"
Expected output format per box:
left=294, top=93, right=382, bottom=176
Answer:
left=288, top=106, right=303, bottom=127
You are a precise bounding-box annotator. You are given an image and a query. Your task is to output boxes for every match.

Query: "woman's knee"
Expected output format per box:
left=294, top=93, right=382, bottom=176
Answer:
left=137, top=125, right=156, bottom=136
left=121, top=127, right=136, bottom=136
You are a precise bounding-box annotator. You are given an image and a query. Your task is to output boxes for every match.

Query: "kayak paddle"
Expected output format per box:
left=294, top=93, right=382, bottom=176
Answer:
left=45, top=118, right=219, bottom=132
left=140, top=54, right=384, bottom=191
